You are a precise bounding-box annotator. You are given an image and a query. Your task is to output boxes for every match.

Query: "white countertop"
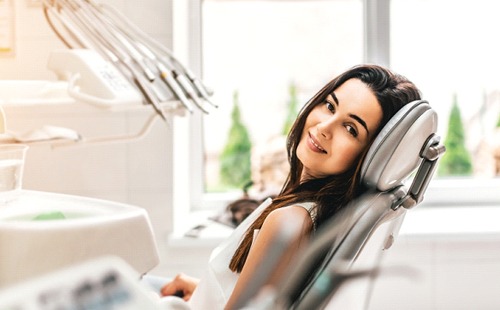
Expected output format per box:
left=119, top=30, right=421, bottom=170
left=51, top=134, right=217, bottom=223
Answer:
left=168, top=205, right=500, bottom=248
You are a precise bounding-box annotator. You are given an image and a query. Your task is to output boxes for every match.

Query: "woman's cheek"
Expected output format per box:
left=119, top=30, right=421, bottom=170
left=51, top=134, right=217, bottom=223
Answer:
left=337, top=144, right=360, bottom=171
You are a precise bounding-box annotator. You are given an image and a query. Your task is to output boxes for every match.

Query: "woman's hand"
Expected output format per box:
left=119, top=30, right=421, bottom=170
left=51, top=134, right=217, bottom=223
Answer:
left=160, top=273, right=200, bottom=301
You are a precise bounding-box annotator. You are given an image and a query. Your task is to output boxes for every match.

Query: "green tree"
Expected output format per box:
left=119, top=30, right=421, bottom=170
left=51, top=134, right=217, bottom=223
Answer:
left=282, top=82, right=299, bottom=135
left=219, top=91, right=252, bottom=189
left=438, top=94, right=473, bottom=176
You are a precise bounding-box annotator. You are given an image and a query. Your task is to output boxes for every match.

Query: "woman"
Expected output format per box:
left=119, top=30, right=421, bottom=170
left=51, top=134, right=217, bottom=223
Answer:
left=160, top=64, right=421, bottom=309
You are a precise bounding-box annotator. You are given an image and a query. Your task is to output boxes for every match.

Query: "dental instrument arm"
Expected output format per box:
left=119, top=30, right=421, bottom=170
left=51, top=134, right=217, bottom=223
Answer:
left=88, top=0, right=215, bottom=109
left=43, top=0, right=169, bottom=120
left=43, top=0, right=212, bottom=117
left=96, top=10, right=209, bottom=113
left=98, top=1, right=215, bottom=105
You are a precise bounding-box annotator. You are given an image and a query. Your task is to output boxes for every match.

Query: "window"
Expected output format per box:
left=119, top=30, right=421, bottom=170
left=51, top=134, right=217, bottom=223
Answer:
left=390, top=0, right=500, bottom=205
left=181, top=0, right=500, bottom=212
left=200, top=0, right=364, bottom=207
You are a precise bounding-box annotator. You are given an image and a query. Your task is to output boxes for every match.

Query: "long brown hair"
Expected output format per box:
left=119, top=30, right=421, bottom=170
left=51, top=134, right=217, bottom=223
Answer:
left=229, top=64, right=421, bottom=272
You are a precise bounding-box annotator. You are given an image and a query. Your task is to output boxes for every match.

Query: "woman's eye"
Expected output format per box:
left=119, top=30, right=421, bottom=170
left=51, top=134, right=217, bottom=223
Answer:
left=346, top=125, right=358, bottom=137
left=326, top=102, right=335, bottom=113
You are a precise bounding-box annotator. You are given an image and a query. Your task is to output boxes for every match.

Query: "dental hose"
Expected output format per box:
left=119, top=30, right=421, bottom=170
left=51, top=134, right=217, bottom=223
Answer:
left=43, top=0, right=214, bottom=117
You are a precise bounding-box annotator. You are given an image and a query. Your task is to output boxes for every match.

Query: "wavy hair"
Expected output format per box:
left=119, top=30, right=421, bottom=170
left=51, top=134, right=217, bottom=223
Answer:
left=229, top=64, right=421, bottom=273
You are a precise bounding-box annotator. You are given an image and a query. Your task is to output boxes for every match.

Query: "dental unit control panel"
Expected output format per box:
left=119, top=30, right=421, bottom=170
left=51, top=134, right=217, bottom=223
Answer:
left=0, top=256, right=166, bottom=310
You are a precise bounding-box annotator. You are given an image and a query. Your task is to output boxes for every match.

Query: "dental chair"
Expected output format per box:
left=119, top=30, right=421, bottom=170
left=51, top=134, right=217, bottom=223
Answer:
left=237, top=99, right=445, bottom=310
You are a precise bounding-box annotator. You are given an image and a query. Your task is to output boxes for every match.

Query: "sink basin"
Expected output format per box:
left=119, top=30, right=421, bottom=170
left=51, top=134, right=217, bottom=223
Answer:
left=0, top=190, right=159, bottom=287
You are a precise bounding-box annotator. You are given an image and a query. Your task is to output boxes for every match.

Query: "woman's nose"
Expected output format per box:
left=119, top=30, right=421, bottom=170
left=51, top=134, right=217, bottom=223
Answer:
left=317, top=116, right=336, bottom=139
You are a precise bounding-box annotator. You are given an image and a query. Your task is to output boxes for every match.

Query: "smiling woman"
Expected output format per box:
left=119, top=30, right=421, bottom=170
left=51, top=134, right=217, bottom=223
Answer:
left=159, top=64, right=423, bottom=309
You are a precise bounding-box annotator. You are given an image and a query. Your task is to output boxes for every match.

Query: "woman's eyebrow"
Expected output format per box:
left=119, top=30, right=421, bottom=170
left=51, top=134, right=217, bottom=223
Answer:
left=330, top=92, right=339, bottom=105
left=329, top=92, right=369, bottom=136
left=349, top=114, right=369, bottom=136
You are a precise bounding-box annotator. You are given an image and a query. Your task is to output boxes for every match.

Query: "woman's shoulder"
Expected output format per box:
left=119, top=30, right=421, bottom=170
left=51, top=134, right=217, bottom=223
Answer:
left=264, top=203, right=316, bottom=232
left=269, top=204, right=312, bottom=218
left=267, top=202, right=317, bottom=231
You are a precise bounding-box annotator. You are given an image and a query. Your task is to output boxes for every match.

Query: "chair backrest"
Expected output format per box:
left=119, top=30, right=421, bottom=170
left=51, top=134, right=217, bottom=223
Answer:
left=267, top=100, right=445, bottom=310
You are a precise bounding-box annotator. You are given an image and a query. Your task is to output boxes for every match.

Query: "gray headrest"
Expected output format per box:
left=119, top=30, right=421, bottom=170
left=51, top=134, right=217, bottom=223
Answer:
left=360, top=100, right=438, bottom=191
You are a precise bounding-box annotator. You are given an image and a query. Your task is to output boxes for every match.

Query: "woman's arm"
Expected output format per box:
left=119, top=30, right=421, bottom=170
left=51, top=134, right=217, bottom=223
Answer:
left=225, top=205, right=314, bottom=310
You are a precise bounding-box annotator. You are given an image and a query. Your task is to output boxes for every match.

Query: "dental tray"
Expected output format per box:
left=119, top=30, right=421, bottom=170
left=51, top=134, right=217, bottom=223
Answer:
left=0, top=190, right=159, bottom=287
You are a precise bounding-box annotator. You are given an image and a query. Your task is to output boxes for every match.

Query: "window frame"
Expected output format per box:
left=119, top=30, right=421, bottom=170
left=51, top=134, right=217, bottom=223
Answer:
left=176, top=0, right=500, bottom=215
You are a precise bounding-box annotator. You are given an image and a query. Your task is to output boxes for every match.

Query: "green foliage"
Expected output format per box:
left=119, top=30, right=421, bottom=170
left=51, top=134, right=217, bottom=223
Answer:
left=282, top=82, right=299, bottom=135
left=438, top=94, right=473, bottom=176
left=219, top=91, right=252, bottom=189
left=496, top=114, right=500, bottom=127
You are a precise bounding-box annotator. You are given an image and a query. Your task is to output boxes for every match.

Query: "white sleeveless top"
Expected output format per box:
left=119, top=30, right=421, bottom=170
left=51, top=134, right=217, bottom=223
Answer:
left=188, top=198, right=316, bottom=310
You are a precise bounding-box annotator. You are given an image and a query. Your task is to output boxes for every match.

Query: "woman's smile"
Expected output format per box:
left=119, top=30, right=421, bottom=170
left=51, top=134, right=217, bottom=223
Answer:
left=308, top=132, right=327, bottom=154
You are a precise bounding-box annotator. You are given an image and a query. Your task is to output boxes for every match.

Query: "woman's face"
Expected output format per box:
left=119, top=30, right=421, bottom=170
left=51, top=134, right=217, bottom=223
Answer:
left=297, top=78, right=383, bottom=180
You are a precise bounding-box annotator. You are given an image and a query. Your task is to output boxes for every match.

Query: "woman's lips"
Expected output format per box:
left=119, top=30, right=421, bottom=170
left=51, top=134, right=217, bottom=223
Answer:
left=308, top=132, right=327, bottom=154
